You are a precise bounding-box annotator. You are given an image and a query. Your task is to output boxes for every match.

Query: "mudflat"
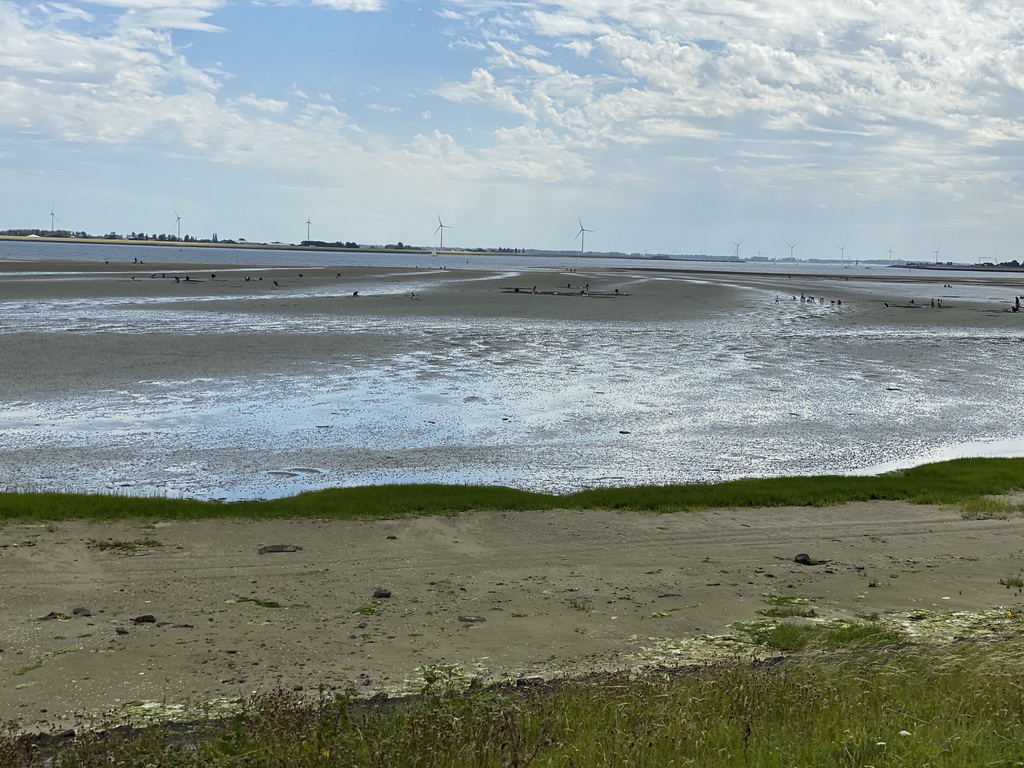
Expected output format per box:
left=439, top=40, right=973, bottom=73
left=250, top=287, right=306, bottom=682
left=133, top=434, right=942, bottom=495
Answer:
left=2, top=259, right=1024, bottom=498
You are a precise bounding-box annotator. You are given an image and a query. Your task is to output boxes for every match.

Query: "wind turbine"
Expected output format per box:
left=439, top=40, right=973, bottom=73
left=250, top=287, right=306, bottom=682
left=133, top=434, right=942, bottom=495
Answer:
left=172, top=208, right=182, bottom=240
left=886, top=245, right=894, bottom=264
left=733, top=240, right=742, bottom=259
left=787, top=242, right=796, bottom=259
left=575, top=218, right=593, bottom=253
left=305, top=215, right=312, bottom=244
left=838, top=245, right=846, bottom=265
left=48, top=203, right=59, bottom=232
left=934, top=248, right=940, bottom=265
left=434, top=215, right=450, bottom=251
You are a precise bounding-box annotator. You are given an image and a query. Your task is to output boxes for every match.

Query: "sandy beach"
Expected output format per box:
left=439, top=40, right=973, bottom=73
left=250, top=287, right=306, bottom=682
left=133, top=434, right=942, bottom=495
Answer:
left=3, top=501, right=1024, bottom=732
left=2, top=255, right=1024, bottom=730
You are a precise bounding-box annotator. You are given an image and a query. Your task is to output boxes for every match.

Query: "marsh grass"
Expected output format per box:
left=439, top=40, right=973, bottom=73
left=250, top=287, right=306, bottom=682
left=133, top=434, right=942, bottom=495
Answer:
left=9, top=639, right=1024, bottom=767
left=1, top=457, right=1023, bottom=523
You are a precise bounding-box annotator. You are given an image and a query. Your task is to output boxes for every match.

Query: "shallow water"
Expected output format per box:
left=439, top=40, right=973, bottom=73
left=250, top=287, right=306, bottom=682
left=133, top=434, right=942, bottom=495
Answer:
left=2, top=284, right=1022, bottom=499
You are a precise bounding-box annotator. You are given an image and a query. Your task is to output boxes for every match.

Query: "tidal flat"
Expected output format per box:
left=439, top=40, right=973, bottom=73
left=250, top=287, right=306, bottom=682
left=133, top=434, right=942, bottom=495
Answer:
left=1, top=258, right=1023, bottom=499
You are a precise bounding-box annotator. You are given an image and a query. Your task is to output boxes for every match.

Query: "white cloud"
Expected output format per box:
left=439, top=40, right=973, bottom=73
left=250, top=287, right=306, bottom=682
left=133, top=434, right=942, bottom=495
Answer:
left=5, top=0, right=1024, bottom=253
left=309, top=0, right=384, bottom=11
left=231, top=94, right=290, bottom=113
left=434, top=67, right=533, bottom=117
left=559, top=39, right=592, bottom=58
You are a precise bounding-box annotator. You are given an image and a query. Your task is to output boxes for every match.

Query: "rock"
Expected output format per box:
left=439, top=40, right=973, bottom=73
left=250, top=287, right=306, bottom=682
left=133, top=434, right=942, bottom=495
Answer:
left=131, top=614, right=157, bottom=624
left=372, top=588, right=392, bottom=599
left=258, top=544, right=302, bottom=554
left=72, top=607, right=92, bottom=617
left=115, top=627, right=129, bottom=635
left=458, top=615, right=487, bottom=623
left=794, top=553, right=816, bottom=565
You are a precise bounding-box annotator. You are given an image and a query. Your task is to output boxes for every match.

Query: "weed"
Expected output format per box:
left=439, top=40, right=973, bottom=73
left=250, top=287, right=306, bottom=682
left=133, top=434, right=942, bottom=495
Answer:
left=13, top=660, right=43, bottom=676
left=86, top=538, right=162, bottom=555
left=758, top=604, right=817, bottom=618
left=761, top=594, right=811, bottom=606
left=354, top=602, right=382, bottom=616
left=1000, top=575, right=1024, bottom=590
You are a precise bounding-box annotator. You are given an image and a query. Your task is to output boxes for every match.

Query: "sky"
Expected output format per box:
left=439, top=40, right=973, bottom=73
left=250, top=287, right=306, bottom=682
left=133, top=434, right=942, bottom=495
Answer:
left=2, top=0, right=1024, bottom=261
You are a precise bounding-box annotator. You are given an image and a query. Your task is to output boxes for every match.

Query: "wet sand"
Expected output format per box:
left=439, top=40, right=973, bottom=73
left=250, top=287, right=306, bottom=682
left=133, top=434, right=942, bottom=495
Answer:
left=2, top=501, right=1024, bottom=731
left=1, top=259, right=1023, bottom=499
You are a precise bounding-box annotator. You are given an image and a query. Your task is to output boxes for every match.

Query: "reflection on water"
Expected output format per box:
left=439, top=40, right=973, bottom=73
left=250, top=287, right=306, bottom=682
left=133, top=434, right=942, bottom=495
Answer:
left=1, top=299, right=1022, bottom=499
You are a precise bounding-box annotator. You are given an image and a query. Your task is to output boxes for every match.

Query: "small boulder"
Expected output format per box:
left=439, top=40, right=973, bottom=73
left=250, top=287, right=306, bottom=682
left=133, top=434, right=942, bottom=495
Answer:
left=458, top=615, right=487, bottom=623
left=372, top=588, right=392, bottom=599
left=794, top=553, right=816, bottom=566
left=131, top=614, right=157, bottom=624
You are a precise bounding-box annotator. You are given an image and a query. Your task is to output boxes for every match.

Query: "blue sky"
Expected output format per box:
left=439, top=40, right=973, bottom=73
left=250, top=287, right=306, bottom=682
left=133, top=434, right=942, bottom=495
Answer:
left=2, top=0, right=1024, bottom=261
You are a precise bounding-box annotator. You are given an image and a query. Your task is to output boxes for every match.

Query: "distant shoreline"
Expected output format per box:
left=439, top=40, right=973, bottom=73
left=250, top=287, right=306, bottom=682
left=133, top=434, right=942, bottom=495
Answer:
left=0, top=234, right=438, bottom=256
left=4, top=235, right=1024, bottom=274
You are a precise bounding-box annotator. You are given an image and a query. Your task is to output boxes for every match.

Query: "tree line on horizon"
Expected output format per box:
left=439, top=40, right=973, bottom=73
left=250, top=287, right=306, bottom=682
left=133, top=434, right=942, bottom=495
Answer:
left=0, top=228, right=225, bottom=243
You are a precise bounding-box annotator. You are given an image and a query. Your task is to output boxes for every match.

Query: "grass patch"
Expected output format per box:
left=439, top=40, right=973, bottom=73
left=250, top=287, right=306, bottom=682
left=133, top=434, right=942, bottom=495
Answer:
left=567, top=597, right=593, bottom=612
left=758, top=604, right=817, bottom=618
left=736, top=619, right=904, bottom=653
left=354, top=602, right=382, bottom=616
left=1000, top=574, right=1024, bottom=590
left=86, top=538, right=162, bottom=555
left=761, top=594, right=812, bottom=606
left=12, top=660, right=43, bottom=677
left=758, top=594, right=817, bottom=618
left=11, top=639, right=1024, bottom=767
left=0, top=457, right=1023, bottom=522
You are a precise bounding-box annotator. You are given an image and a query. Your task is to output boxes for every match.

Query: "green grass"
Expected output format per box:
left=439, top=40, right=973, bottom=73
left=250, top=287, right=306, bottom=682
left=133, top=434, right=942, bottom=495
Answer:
left=1000, top=574, right=1024, bottom=590
left=354, top=602, right=382, bottom=616
left=735, top=619, right=905, bottom=653
left=9, top=638, right=1024, bottom=767
left=2, top=457, right=1023, bottom=522
left=12, top=660, right=43, bottom=677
